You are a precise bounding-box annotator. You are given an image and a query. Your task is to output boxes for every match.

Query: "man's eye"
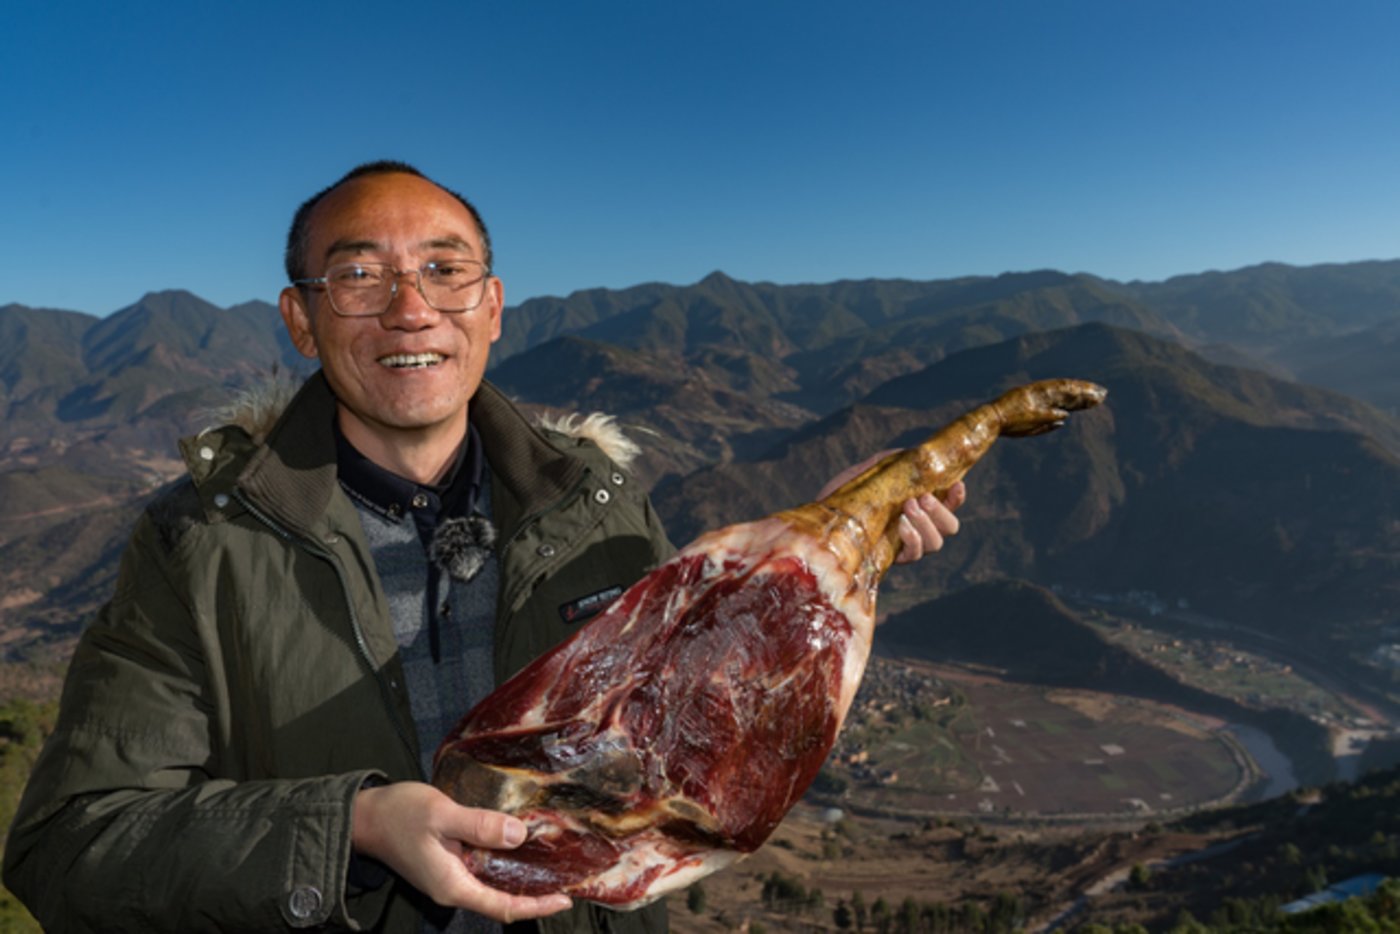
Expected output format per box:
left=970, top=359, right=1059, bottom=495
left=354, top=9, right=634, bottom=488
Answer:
left=426, top=260, right=479, bottom=282
left=332, top=265, right=384, bottom=285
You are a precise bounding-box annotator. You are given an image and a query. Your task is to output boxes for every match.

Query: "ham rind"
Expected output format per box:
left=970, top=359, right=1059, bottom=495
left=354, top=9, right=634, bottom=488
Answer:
left=433, top=378, right=1107, bottom=908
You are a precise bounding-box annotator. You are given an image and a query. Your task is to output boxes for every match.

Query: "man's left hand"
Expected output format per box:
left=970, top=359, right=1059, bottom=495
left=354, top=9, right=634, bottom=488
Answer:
left=893, top=482, right=965, bottom=563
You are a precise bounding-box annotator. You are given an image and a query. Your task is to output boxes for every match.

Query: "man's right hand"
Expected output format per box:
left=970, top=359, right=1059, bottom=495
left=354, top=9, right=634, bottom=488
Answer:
left=352, top=781, right=572, bottom=922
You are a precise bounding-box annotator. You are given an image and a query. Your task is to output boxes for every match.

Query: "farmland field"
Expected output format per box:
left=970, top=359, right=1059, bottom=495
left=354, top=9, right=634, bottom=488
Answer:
left=830, top=662, right=1252, bottom=820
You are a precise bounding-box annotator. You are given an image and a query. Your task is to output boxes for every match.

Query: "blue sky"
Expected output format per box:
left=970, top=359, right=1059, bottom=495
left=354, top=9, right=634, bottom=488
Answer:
left=3, top=0, right=1398, bottom=317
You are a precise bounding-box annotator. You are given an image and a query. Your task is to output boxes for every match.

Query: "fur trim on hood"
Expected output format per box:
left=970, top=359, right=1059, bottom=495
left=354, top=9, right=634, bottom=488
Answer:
left=202, top=377, right=642, bottom=470
left=535, top=412, right=641, bottom=470
left=201, top=377, right=303, bottom=445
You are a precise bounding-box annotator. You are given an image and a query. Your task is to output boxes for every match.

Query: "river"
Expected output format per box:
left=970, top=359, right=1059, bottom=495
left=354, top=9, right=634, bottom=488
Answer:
left=1226, top=723, right=1298, bottom=799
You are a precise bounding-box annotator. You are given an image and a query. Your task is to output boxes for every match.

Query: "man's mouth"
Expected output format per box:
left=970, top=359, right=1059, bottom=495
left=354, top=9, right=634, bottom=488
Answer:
left=378, top=352, right=445, bottom=370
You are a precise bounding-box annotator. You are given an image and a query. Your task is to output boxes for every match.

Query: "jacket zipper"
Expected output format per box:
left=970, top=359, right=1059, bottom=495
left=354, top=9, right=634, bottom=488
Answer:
left=231, top=488, right=420, bottom=770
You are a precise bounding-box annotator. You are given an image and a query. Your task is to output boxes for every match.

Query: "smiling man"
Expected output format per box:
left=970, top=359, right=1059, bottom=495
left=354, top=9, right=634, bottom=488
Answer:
left=282, top=170, right=504, bottom=485
left=4, top=161, right=965, bottom=934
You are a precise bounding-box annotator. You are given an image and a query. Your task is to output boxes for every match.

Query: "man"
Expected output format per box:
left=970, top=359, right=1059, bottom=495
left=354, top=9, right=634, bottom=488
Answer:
left=4, top=162, right=965, bottom=932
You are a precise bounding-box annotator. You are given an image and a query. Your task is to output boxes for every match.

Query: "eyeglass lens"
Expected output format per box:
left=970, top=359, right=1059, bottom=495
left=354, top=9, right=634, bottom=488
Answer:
left=327, top=261, right=488, bottom=316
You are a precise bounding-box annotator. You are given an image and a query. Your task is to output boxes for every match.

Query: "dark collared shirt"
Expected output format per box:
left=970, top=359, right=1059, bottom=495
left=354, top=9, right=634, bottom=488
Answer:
left=334, top=422, right=486, bottom=544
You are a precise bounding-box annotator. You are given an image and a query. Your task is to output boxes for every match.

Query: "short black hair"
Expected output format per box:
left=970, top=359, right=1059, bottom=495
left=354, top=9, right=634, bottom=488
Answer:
left=283, top=160, right=493, bottom=283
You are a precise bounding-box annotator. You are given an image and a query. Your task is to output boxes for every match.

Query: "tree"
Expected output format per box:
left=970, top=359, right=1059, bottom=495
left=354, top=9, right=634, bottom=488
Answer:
left=898, top=896, right=919, bottom=933
left=989, top=891, right=1022, bottom=931
left=851, top=889, right=868, bottom=931
left=920, top=901, right=949, bottom=933
left=872, top=897, right=891, bottom=934
left=0, top=698, right=56, bottom=934
left=761, top=871, right=807, bottom=913
left=1374, top=878, right=1400, bottom=921
left=1167, top=908, right=1209, bottom=933
left=834, top=899, right=854, bottom=931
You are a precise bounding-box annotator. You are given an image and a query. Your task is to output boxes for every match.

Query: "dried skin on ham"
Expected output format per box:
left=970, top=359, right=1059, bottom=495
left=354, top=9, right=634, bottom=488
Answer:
left=433, top=378, right=1107, bottom=908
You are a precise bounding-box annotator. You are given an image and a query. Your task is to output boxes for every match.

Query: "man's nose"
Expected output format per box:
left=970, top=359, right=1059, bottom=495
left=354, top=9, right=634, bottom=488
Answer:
left=380, top=271, right=438, bottom=326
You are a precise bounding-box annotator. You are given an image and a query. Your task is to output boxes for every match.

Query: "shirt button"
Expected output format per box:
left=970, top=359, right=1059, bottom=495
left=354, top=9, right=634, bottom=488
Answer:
left=411, top=493, right=429, bottom=509
left=593, top=489, right=611, bottom=505
left=537, top=543, right=556, bottom=558
left=198, top=445, right=215, bottom=461
left=213, top=493, right=229, bottom=509
left=287, top=885, right=322, bottom=920
left=611, top=472, right=625, bottom=486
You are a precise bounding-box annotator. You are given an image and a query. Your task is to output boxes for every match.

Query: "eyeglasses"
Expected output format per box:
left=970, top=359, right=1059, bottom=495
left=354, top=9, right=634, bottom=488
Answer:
left=292, top=259, right=492, bottom=317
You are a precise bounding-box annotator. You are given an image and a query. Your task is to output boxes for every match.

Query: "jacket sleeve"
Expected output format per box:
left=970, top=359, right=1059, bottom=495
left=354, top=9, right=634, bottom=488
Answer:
left=1, top=509, right=392, bottom=933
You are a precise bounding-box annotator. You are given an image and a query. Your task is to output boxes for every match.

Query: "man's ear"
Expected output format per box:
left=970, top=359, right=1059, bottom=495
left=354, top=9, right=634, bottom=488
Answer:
left=279, top=287, right=319, bottom=359
left=484, top=276, right=504, bottom=343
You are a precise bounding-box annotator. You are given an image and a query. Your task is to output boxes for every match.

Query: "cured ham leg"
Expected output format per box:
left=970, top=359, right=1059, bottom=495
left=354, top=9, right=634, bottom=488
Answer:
left=433, top=378, right=1107, bottom=907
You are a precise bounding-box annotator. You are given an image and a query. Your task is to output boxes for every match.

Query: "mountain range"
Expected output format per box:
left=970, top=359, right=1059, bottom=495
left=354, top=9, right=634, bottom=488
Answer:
left=2, top=261, right=1398, bottom=716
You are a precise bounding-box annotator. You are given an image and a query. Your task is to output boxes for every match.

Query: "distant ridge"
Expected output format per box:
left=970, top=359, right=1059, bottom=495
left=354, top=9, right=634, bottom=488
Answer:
left=2, top=261, right=1398, bottom=712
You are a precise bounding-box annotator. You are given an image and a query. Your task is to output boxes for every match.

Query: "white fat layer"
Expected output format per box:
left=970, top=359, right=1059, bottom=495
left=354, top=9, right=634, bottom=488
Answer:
left=521, top=811, right=741, bottom=908
left=620, top=848, right=741, bottom=908
left=378, top=352, right=444, bottom=368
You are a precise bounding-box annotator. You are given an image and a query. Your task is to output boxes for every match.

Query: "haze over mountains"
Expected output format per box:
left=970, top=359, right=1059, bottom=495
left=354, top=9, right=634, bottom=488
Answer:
left=2, top=260, right=1398, bottom=717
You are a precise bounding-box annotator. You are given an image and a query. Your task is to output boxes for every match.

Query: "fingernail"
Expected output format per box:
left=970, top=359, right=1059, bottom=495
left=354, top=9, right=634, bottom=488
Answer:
left=504, top=820, right=526, bottom=846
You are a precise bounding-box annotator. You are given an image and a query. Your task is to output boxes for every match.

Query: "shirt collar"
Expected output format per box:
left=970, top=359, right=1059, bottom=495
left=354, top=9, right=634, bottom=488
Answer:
left=334, top=421, right=485, bottom=523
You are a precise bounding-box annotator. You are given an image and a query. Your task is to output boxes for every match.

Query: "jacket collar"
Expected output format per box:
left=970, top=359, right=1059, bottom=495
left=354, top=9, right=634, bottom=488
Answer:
left=235, top=372, right=588, bottom=539
left=469, top=380, right=590, bottom=533
left=236, top=371, right=341, bottom=537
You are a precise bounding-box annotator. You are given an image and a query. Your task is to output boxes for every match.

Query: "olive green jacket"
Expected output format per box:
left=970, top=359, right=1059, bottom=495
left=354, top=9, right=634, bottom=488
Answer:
left=3, top=373, right=674, bottom=933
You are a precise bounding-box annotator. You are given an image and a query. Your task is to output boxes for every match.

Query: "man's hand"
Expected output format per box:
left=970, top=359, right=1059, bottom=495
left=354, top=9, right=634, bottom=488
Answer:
left=893, top=482, right=965, bottom=563
left=352, top=781, right=571, bottom=922
left=818, top=452, right=967, bottom=564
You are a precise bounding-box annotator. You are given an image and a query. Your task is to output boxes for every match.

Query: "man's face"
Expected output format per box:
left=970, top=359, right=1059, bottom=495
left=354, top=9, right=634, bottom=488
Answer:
left=279, top=172, right=503, bottom=463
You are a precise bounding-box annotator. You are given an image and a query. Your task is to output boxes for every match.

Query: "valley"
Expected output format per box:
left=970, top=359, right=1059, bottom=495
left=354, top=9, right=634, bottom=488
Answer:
left=660, top=639, right=1399, bottom=933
